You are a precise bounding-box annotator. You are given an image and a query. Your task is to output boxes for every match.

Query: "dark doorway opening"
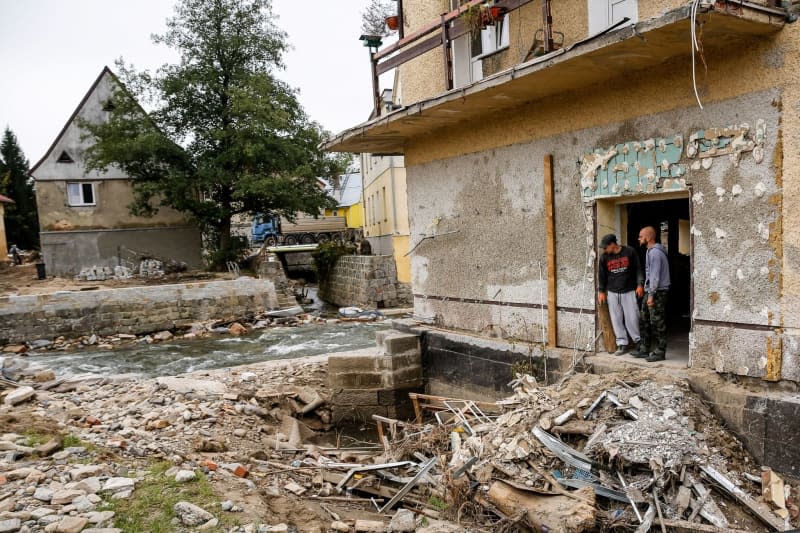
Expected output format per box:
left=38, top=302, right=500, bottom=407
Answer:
left=625, top=198, right=691, bottom=361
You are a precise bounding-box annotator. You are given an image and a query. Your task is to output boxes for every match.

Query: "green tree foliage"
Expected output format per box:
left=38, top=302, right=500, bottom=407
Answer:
left=83, top=0, right=345, bottom=267
left=0, top=128, right=39, bottom=249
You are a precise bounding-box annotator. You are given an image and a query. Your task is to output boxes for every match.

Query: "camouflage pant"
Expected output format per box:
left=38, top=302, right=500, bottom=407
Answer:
left=640, top=291, right=668, bottom=353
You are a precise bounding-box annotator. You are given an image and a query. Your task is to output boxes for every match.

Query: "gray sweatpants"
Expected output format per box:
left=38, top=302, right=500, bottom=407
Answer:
left=608, top=290, right=640, bottom=346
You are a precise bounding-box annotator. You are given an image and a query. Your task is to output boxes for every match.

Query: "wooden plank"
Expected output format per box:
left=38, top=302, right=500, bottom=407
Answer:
left=598, top=298, right=616, bottom=353
left=544, top=154, right=557, bottom=347
left=700, top=465, right=787, bottom=532
left=653, top=518, right=750, bottom=533
left=377, top=35, right=441, bottom=76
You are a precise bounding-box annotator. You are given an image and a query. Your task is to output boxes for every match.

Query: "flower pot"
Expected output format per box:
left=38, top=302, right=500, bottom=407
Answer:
left=385, top=15, right=399, bottom=31
left=489, top=6, right=507, bottom=21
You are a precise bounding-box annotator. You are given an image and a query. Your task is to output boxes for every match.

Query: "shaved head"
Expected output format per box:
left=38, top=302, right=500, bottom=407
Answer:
left=638, top=226, right=656, bottom=248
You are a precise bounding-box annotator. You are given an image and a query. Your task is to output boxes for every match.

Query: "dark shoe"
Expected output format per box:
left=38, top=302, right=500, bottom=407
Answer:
left=630, top=342, right=649, bottom=357
left=645, top=351, right=666, bottom=362
left=614, top=345, right=628, bottom=356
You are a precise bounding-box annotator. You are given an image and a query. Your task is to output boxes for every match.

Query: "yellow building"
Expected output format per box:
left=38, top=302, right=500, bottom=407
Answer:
left=327, top=0, right=800, bottom=469
left=362, top=87, right=412, bottom=284
left=324, top=172, right=364, bottom=230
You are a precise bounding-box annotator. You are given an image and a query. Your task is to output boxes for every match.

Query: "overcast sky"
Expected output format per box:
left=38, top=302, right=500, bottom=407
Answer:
left=0, top=0, right=384, bottom=163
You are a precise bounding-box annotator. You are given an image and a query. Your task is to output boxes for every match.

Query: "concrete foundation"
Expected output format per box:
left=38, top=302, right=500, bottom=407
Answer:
left=328, top=331, right=423, bottom=424
left=0, top=278, right=278, bottom=343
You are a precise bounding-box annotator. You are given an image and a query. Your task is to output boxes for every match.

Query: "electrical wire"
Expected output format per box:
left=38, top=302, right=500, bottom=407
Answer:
left=691, top=0, right=704, bottom=109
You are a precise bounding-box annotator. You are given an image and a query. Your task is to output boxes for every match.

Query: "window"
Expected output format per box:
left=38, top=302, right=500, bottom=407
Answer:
left=382, top=186, right=388, bottom=222
left=57, top=151, right=74, bottom=163
left=332, top=210, right=338, bottom=217
left=588, top=0, right=637, bottom=35
left=67, top=182, right=95, bottom=206
left=451, top=1, right=510, bottom=88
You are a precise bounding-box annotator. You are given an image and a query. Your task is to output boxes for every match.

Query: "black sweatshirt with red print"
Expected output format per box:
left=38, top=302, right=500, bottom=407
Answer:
left=598, top=245, right=644, bottom=294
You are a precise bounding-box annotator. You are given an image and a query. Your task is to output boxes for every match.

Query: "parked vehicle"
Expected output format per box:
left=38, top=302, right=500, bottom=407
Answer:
left=251, top=213, right=349, bottom=246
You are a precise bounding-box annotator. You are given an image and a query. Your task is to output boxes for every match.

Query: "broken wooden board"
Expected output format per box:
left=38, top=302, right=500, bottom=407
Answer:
left=487, top=480, right=596, bottom=532
left=700, top=465, right=787, bottom=532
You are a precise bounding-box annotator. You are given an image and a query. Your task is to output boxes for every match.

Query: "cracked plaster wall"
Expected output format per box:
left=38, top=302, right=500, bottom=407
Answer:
left=400, top=27, right=800, bottom=384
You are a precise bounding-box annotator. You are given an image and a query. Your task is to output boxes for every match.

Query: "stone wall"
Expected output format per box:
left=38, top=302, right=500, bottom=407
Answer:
left=0, top=278, right=278, bottom=344
left=320, top=255, right=411, bottom=308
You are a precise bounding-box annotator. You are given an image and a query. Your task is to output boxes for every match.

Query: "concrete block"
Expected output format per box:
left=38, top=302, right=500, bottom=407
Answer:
left=332, top=389, right=380, bottom=406
left=330, top=372, right=384, bottom=389
left=382, top=333, right=420, bottom=356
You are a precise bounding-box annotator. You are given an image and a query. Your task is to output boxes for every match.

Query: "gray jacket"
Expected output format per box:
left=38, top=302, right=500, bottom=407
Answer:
left=645, top=243, right=670, bottom=295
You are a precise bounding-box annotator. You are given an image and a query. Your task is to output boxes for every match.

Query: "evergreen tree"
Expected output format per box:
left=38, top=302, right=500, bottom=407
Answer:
left=0, top=127, right=39, bottom=249
left=83, top=0, right=344, bottom=267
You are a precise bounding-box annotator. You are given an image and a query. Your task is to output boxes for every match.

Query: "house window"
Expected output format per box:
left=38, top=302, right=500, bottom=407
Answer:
left=333, top=210, right=338, bottom=217
left=57, top=151, right=74, bottom=163
left=67, top=182, right=95, bottom=206
left=451, top=1, right=510, bottom=88
left=588, top=0, right=637, bottom=35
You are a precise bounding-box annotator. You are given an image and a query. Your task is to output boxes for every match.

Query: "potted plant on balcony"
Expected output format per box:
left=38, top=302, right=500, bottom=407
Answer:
left=460, top=4, right=491, bottom=33
left=361, top=0, right=399, bottom=38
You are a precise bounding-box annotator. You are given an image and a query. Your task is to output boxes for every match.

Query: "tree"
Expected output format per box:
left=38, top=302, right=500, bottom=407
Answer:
left=83, top=0, right=344, bottom=266
left=0, top=127, right=39, bottom=250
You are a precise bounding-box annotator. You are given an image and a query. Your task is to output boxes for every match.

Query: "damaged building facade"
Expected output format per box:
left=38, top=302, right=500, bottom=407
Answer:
left=327, top=1, right=800, bottom=472
left=30, top=67, right=203, bottom=276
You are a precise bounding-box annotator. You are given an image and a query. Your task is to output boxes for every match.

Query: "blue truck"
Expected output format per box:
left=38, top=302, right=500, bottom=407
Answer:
left=251, top=213, right=348, bottom=246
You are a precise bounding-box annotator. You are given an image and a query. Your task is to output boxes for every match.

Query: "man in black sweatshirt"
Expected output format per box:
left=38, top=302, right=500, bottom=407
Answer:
left=598, top=234, right=645, bottom=355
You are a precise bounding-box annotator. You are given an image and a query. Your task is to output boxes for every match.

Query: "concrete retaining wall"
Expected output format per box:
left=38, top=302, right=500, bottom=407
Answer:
left=320, top=255, right=411, bottom=308
left=0, top=278, right=278, bottom=343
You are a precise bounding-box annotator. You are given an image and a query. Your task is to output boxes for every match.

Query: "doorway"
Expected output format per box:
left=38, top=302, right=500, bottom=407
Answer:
left=597, top=194, right=692, bottom=364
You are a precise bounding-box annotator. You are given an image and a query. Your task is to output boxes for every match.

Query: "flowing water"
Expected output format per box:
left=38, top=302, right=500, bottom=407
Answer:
left=28, top=321, right=390, bottom=378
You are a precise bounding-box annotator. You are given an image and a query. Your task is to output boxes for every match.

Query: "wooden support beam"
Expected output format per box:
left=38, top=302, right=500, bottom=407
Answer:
left=544, top=154, right=557, bottom=348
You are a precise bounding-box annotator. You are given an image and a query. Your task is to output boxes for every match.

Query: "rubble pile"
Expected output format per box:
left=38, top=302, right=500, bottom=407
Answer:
left=1, top=352, right=798, bottom=532
left=263, top=371, right=796, bottom=533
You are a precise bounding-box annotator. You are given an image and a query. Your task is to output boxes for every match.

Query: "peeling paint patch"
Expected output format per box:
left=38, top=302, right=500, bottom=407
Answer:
left=691, top=225, right=702, bottom=237
left=710, top=268, right=719, bottom=279
left=708, top=292, right=720, bottom=304
left=686, top=120, right=766, bottom=167
left=715, top=187, right=726, bottom=201
left=736, top=269, right=745, bottom=280
left=760, top=266, right=769, bottom=276
left=714, top=228, right=727, bottom=239
left=754, top=181, right=766, bottom=198
left=691, top=191, right=704, bottom=205
left=731, top=184, right=743, bottom=197
left=582, top=135, right=685, bottom=198
left=757, top=222, right=770, bottom=241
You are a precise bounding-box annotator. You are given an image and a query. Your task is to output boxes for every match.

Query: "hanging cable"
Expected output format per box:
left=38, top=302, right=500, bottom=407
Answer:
left=691, top=0, right=704, bottom=109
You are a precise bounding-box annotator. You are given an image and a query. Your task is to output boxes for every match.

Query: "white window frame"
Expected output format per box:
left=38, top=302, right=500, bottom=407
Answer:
left=588, top=0, right=638, bottom=35
left=451, top=2, right=510, bottom=89
left=67, top=182, right=96, bottom=206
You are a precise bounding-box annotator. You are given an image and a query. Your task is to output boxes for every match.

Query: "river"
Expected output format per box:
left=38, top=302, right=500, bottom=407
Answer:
left=27, top=320, right=390, bottom=378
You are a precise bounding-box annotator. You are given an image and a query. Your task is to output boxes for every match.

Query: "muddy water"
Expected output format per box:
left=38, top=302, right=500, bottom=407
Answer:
left=29, top=321, right=390, bottom=378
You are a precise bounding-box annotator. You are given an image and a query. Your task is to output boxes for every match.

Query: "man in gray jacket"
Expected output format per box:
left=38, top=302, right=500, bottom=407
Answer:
left=633, top=226, right=671, bottom=361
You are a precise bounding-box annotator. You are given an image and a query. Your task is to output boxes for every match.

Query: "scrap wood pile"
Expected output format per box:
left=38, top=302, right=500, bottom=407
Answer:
left=270, top=371, right=799, bottom=532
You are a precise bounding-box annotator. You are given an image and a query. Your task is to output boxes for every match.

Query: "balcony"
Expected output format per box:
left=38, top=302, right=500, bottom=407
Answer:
left=325, top=2, right=787, bottom=155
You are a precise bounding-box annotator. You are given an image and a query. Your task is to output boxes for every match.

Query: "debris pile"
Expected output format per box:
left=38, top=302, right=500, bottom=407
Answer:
left=254, top=371, right=797, bottom=532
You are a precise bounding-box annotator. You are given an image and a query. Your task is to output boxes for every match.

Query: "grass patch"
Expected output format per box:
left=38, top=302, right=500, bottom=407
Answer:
left=63, top=433, right=88, bottom=448
left=428, top=495, right=448, bottom=511
left=103, top=461, right=238, bottom=533
left=23, top=431, right=50, bottom=447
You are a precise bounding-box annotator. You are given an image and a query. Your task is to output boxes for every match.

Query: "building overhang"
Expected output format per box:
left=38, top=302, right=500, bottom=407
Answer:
left=324, top=4, right=786, bottom=155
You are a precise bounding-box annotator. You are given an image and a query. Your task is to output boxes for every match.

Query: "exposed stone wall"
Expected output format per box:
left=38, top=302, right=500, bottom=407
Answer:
left=320, top=255, right=411, bottom=309
left=0, top=279, right=278, bottom=344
